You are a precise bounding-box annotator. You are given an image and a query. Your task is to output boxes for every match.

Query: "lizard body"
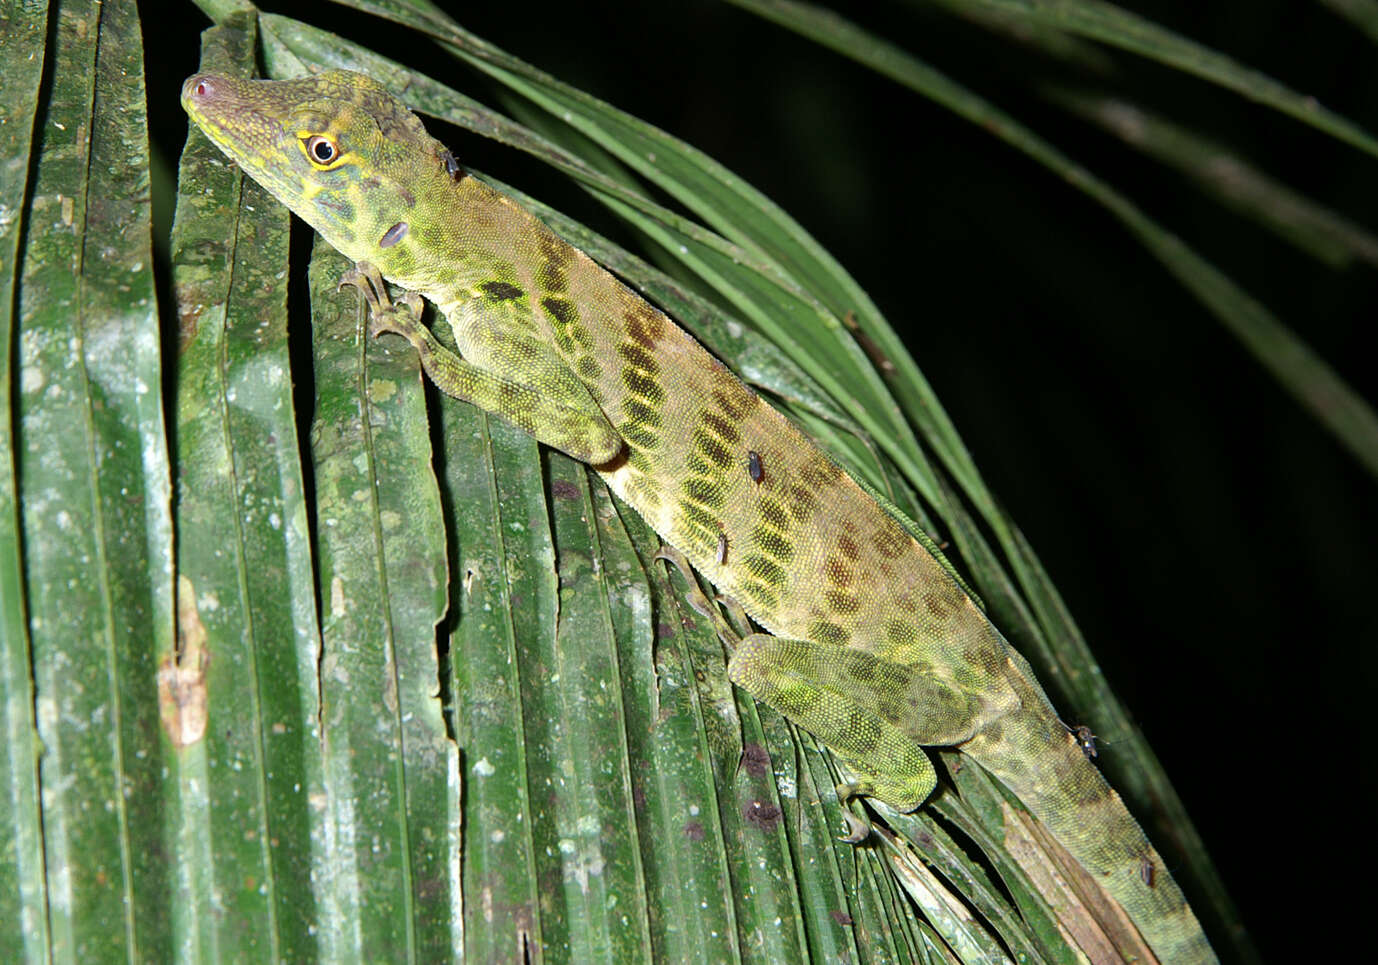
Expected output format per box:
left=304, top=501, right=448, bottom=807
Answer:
left=183, top=70, right=1215, bottom=962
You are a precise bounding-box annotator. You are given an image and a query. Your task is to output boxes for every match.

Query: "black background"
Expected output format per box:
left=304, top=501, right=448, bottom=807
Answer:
left=148, top=1, right=1378, bottom=959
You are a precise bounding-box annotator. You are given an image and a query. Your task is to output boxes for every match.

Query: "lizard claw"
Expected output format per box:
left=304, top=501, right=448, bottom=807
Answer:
left=338, top=262, right=386, bottom=307
left=653, top=546, right=710, bottom=615
left=338, top=262, right=424, bottom=340
left=367, top=305, right=411, bottom=341
left=839, top=811, right=872, bottom=844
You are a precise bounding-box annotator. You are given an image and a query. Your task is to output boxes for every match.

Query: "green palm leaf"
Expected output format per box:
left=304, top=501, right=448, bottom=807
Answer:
left=6, top=0, right=1372, bottom=960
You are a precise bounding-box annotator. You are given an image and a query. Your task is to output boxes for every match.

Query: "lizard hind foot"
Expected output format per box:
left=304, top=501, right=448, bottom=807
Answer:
left=652, top=544, right=744, bottom=649
left=652, top=545, right=718, bottom=621
left=838, top=807, right=873, bottom=844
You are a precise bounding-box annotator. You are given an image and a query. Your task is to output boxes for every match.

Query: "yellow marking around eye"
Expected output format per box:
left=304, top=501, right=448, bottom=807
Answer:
left=295, top=132, right=351, bottom=171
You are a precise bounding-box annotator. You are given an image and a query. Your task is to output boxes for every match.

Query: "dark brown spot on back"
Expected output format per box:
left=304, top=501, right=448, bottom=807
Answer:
left=625, top=303, right=665, bottom=350
left=787, top=484, right=818, bottom=523
left=741, top=580, right=780, bottom=613
left=751, top=526, right=794, bottom=563
left=617, top=341, right=659, bottom=377
left=702, top=412, right=741, bottom=445
left=743, top=553, right=787, bottom=588
left=885, top=620, right=917, bottom=648
left=624, top=399, right=662, bottom=429
left=824, top=557, right=852, bottom=588
left=622, top=368, right=666, bottom=405
left=481, top=280, right=524, bottom=301
left=800, top=456, right=844, bottom=490
left=871, top=520, right=908, bottom=560
left=537, top=233, right=570, bottom=293
left=826, top=590, right=861, bottom=614
left=710, top=372, right=759, bottom=420
left=923, top=589, right=960, bottom=621
left=838, top=534, right=860, bottom=561
left=694, top=428, right=733, bottom=469
left=681, top=513, right=721, bottom=551
left=759, top=498, right=788, bottom=530
left=625, top=443, right=654, bottom=469
left=682, top=477, right=725, bottom=511
left=541, top=296, right=576, bottom=325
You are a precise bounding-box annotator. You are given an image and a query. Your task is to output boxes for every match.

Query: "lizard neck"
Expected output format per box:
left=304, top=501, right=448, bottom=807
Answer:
left=368, top=175, right=540, bottom=315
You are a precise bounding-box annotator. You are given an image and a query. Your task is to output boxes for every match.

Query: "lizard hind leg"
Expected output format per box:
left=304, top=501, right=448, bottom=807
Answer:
left=653, top=546, right=938, bottom=818
left=727, top=633, right=948, bottom=813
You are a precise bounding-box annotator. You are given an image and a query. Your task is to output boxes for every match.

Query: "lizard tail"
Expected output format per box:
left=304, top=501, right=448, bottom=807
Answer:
left=959, top=680, right=1218, bottom=964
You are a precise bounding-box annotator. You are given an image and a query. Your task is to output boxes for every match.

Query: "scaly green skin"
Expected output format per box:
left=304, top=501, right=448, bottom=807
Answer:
left=183, top=69, right=1216, bottom=963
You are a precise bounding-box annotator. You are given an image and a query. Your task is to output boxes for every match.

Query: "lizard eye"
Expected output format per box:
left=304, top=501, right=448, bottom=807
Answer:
left=302, top=134, right=341, bottom=167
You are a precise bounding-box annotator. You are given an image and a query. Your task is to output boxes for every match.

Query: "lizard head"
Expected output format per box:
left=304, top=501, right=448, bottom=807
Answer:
left=182, top=69, right=459, bottom=279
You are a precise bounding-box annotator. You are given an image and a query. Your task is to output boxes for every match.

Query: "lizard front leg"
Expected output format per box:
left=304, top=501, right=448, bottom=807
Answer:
left=341, top=263, right=624, bottom=465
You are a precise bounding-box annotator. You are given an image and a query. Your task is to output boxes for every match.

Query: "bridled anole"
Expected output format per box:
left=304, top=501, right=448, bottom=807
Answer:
left=183, top=69, right=1216, bottom=963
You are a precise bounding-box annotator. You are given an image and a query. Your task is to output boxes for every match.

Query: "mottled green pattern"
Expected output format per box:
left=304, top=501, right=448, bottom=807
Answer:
left=183, top=69, right=1215, bottom=964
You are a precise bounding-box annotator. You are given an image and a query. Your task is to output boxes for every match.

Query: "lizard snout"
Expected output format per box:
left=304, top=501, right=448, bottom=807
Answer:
left=181, top=74, right=221, bottom=109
